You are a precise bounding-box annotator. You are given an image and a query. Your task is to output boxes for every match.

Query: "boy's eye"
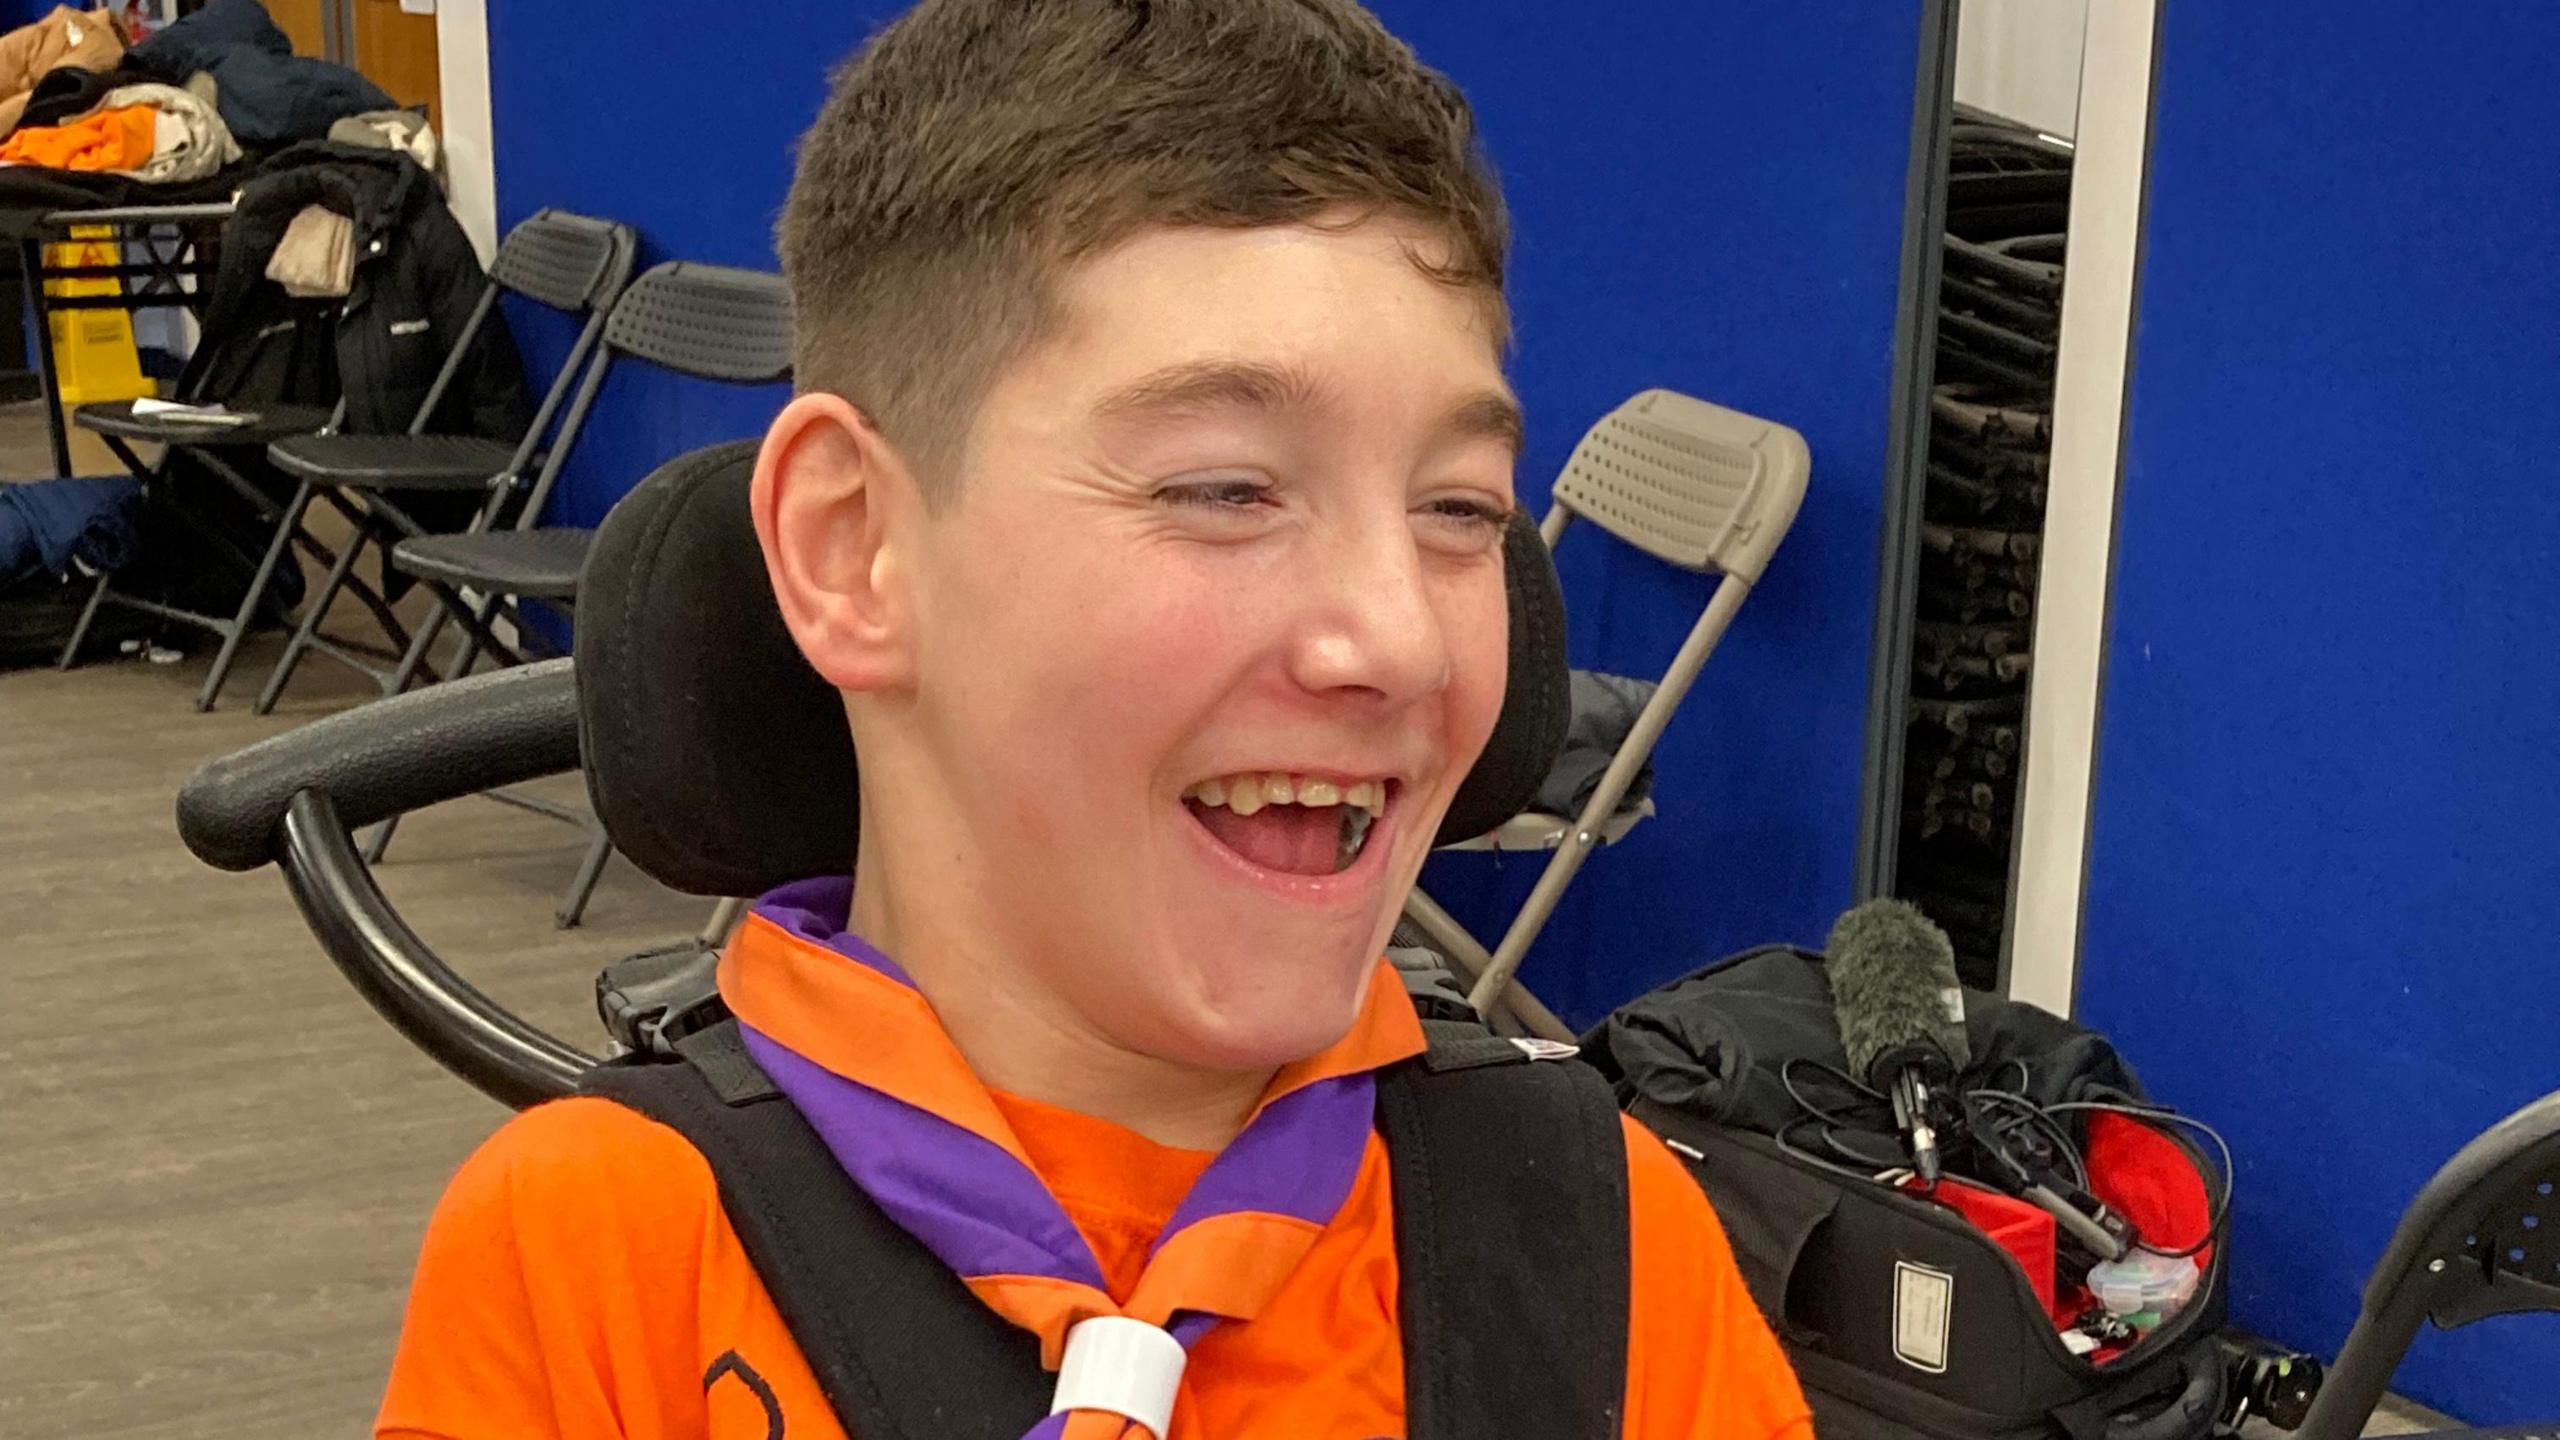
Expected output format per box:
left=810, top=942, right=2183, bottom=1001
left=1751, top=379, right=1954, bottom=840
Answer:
left=1416, top=495, right=1515, bottom=553
left=1421, top=496, right=1512, bottom=531
left=1158, top=477, right=1276, bottom=511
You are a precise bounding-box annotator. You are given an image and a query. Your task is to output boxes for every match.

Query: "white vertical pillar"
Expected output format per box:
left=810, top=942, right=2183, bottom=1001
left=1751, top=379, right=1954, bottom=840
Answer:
left=435, top=0, right=499, bottom=265
left=2005, top=0, right=2159, bottom=1017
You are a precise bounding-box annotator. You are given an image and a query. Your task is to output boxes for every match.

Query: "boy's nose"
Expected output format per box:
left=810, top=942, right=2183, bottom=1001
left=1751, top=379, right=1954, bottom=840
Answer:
left=1285, top=518, right=1454, bottom=706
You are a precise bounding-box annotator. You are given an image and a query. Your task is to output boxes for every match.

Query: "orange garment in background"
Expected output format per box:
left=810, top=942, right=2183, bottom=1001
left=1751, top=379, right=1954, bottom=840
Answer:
left=0, top=103, right=155, bottom=171
left=380, top=1097, right=1812, bottom=1440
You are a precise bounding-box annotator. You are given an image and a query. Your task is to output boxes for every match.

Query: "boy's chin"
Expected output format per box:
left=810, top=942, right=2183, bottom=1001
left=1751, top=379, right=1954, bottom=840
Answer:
left=1116, top=961, right=1379, bottom=1076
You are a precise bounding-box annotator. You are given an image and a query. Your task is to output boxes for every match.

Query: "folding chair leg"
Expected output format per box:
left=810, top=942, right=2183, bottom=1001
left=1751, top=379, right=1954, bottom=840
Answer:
left=555, top=827, right=615, bottom=929
left=1463, top=838, right=1598, bottom=1024
left=382, top=597, right=456, bottom=698
left=1400, top=888, right=1576, bottom=1042
left=254, top=510, right=371, bottom=715
left=1459, top=574, right=1757, bottom=1022
left=359, top=814, right=400, bottom=866
left=698, top=897, right=747, bottom=947
left=54, top=569, right=111, bottom=671
left=440, top=590, right=522, bottom=675
left=198, top=479, right=315, bottom=713
left=361, top=606, right=488, bottom=866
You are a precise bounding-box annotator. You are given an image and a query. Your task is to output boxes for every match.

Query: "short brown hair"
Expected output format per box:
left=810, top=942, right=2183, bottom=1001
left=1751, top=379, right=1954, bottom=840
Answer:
left=778, top=0, right=1509, bottom=488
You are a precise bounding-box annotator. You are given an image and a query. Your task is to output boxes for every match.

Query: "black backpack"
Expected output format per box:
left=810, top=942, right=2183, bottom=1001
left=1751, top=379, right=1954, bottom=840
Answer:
left=580, top=1013, right=1632, bottom=1440
left=1588, top=947, right=2233, bottom=1440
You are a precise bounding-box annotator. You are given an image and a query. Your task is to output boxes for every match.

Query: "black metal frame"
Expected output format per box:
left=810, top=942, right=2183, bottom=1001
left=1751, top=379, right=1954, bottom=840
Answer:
left=1857, top=0, right=1961, bottom=902
left=280, top=790, right=595, bottom=1109
left=18, top=201, right=415, bottom=710
left=177, top=659, right=600, bottom=1108
left=16, top=202, right=233, bottom=478
left=56, top=429, right=413, bottom=711
left=2295, top=1091, right=2560, bottom=1440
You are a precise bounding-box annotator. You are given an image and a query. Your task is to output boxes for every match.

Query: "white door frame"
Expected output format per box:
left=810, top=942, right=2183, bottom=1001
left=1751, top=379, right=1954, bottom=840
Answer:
left=2002, top=0, right=2160, bottom=1016
left=435, top=0, right=499, bottom=264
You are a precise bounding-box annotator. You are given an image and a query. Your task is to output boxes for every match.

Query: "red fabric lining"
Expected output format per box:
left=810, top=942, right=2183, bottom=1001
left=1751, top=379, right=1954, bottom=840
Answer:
left=2083, top=1112, right=2215, bottom=1270
left=1917, top=1109, right=2216, bottom=1351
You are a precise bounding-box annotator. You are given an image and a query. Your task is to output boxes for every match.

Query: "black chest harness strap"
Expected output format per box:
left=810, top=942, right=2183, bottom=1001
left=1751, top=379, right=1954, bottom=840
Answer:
left=582, top=1017, right=1631, bottom=1439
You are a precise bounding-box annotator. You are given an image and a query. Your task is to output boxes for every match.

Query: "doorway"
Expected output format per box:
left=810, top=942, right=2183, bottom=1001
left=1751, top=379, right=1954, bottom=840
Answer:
left=256, top=0, right=441, bottom=122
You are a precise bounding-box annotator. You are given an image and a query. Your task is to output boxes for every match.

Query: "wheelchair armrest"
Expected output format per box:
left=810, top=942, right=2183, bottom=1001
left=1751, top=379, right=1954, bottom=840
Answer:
left=177, top=659, right=583, bottom=871
left=174, top=658, right=598, bottom=1108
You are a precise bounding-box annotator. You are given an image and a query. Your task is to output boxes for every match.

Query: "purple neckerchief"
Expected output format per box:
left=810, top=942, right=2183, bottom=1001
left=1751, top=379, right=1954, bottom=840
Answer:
left=729, top=876, right=1381, bottom=1439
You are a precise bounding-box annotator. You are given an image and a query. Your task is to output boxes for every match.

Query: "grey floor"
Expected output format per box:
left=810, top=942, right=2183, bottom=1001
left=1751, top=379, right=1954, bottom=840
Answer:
left=0, top=407, right=700, bottom=1437
left=0, top=405, right=2466, bottom=1437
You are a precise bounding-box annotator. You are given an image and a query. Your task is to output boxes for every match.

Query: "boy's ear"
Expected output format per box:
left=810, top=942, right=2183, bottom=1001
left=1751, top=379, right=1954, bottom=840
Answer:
left=751, top=392, right=920, bottom=693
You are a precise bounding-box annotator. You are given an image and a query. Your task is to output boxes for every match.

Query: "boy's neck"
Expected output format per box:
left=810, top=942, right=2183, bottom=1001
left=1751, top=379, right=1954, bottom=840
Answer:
left=845, top=878, right=1274, bottom=1152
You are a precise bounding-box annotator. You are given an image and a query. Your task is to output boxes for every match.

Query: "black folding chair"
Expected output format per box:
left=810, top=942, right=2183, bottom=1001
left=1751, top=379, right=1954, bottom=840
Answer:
left=56, top=396, right=346, bottom=712
left=247, top=208, right=635, bottom=715
left=375, top=260, right=795, bottom=711
left=361, top=263, right=795, bottom=928
left=46, top=200, right=348, bottom=712
left=2295, top=1088, right=2560, bottom=1440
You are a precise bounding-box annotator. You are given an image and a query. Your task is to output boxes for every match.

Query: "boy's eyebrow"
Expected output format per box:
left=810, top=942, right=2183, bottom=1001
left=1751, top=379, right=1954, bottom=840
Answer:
left=1447, top=388, right=1527, bottom=457
left=1095, top=357, right=1526, bottom=456
left=1094, top=358, right=1320, bottom=419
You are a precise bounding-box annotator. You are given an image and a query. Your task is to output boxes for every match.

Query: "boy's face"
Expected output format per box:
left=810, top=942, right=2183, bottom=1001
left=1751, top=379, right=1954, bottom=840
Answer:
left=774, top=214, right=1517, bottom=1074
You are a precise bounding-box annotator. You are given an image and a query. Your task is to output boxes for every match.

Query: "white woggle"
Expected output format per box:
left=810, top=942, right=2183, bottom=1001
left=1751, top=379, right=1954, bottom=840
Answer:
left=1051, top=1316, right=1187, bottom=1437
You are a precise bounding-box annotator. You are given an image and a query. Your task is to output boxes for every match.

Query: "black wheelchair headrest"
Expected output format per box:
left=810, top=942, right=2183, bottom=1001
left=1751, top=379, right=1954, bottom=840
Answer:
left=577, top=441, right=1571, bottom=897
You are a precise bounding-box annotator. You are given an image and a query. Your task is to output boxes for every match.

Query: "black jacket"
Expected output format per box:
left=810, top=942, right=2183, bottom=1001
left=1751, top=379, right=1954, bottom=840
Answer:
left=185, top=142, right=531, bottom=442
left=172, top=144, right=533, bottom=587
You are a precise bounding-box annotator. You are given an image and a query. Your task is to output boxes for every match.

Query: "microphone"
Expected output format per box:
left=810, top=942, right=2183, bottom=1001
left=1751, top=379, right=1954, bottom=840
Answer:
left=1825, top=898, right=1970, bottom=1184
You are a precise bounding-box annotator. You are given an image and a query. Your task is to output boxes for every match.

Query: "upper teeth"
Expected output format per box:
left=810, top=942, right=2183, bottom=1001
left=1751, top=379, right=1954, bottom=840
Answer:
left=1186, top=774, right=1387, bottom=817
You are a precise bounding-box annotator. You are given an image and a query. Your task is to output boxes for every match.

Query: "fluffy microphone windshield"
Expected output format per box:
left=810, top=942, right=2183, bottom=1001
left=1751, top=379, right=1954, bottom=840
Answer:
left=1827, top=897, right=1971, bottom=1082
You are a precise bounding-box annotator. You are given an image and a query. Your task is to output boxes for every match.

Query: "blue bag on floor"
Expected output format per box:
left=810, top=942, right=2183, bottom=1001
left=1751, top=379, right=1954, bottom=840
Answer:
left=0, top=475, right=142, bottom=586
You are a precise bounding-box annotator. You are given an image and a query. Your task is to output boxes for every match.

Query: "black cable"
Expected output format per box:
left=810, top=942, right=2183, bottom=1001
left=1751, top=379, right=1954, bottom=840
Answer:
left=1776, top=1058, right=1908, bottom=1178
left=1781, top=1057, right=1887, bottom=1127
left=2045, top=1096, right=2235, bottom=1260
left=1774, top=1115, right=1908, bottom=1181
left=1777, top=1054, right=2235, bottom=1265
left=1968, top=1088, right=2090, bottom=1189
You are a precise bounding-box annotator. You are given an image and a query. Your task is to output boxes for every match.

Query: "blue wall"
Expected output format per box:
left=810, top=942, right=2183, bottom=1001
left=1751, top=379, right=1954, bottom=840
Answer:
left=1372, top=1, right=1921, bottom=1023
left=486, top=1, right=1925, bottom=1022
left=483, top=0, right=818, bottom=525
left=2079, top=2, right=2560, bottom=1421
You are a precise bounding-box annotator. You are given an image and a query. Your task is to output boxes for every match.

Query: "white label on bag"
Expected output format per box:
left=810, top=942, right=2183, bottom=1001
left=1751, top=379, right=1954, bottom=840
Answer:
left=1893, top=1261, right=1954, bottom=1373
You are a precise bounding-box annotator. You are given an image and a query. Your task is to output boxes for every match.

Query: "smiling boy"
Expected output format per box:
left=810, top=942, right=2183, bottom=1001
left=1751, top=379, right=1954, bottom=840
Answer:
left=375, top=3, right=1811, bottom=1437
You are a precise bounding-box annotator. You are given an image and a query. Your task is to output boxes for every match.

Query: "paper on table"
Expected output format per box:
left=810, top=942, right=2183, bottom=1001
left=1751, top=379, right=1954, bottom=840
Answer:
left=400, top=0, right=435, bottom=12
left=131, top=397, right=255, bottom=426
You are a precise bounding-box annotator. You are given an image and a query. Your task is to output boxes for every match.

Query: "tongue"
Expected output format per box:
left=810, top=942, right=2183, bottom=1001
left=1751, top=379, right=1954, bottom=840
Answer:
left=1190, top=801, right=1347, bottom=876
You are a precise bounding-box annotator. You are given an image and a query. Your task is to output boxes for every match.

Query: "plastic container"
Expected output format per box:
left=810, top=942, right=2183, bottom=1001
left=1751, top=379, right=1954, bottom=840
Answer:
left=2086, top=1250, right=2201, bottom=1324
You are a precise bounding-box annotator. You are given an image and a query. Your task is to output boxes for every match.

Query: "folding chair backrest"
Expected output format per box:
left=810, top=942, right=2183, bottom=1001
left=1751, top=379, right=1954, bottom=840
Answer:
left=1546, top=388, right=1809, bottom=584
left=488, top=209, right=635, bottom=315
left=600, top=261, right=796, bottom=383
left=506, top=262, right=792, bottom=525
left=411, top=208, right=636, bottom=442
left=1439, top=391, right=1812, bottom=1025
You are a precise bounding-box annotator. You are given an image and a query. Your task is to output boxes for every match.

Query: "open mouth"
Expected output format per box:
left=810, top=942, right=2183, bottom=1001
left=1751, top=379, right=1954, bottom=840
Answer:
left=1181, top=772, right=1394, bottom=877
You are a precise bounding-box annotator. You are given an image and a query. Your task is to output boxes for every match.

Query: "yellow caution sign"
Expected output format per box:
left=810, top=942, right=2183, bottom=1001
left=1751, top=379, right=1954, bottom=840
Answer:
left=44, top=225, right=153, bottom=406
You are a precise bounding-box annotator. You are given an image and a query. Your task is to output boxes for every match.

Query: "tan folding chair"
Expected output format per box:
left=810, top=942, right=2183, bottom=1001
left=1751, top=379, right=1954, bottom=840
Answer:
left=1401, top=388, right=1811, bottom=1040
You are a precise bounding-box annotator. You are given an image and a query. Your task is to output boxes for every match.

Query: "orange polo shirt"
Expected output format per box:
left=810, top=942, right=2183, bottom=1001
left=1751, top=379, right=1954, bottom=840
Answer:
left=377, top=1019, right=1810, bottom=1440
